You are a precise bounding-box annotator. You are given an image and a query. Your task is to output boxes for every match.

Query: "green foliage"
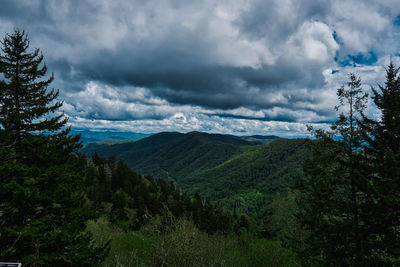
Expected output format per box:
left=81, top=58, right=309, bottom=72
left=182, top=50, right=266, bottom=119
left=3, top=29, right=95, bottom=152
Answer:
left=81, top=131, right=253, bottom=183
left=239, top=239, right=298, bottom=267
left=88, top=215, right=299, bottom=267
left=295, top=74, right=374, bottom=266
left=0, top=132, right=106, bottom=265
left=264, top=192, right=307, bottom=248
left=360, top=61, right=400, bottom=264
left=296, top=70, right=400, bottom=266
left=83, top=151, right=302, bottom=266
left=0, top=29, right=105, bottom=265
left=84, top=154, right=240, bottom=234
left=185, top=139, right=308, bottom=197
left=0, top=29, right=66, bottom=155
left=87, top=217, right=153, bottom=267
left=81, top=135, right=309, bottom=232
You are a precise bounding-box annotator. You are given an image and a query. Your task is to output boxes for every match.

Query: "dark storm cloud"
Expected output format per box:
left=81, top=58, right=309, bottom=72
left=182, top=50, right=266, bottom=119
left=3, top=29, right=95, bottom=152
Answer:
left=72, top=28, right=329, bottom=111
left=78, top=58, right=323, bottom=110
left=0, top=0, right=337, bottom=112
left=0, top=1, right=47, bottom=22
left=0, top=0, right=399, bottom=135
left=235, top=0, right=331, bottom=42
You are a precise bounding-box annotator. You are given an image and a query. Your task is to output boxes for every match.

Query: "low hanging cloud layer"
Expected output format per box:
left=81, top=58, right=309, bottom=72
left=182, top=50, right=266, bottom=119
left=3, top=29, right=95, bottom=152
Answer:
left=1, top=0, right=400, bottom=136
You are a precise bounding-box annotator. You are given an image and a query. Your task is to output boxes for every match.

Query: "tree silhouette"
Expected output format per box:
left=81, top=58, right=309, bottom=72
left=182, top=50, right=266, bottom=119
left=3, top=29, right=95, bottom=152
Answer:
left=0, top=29, right=106, bottom=265
left=296, top=74, right=371, bottom=266
left=0, top=29, right=68, bottom=160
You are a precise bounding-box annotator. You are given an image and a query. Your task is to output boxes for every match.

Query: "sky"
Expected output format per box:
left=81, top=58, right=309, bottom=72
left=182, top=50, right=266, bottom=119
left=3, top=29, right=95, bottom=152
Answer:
left=1, top=0, right=400, bottom=136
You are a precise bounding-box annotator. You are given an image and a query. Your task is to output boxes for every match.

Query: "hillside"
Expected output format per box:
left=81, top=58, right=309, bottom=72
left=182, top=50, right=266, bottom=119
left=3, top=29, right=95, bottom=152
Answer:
left=84, top=153, right=300, bottom=266
left=81, top=132, right=309, bottom=224
left=182, top=138, right=309, bottom=222
left=81, top=131, right=259, bottom=181
left=183, top=138, right=308, bottom=198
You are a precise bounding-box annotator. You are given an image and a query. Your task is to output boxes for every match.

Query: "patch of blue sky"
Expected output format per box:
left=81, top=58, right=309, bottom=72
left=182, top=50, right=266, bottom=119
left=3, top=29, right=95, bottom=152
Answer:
left=335, top=51, right=378, bottom=67
left=331, top=69, right=339, bottom=74
left=394, top=14, right=400, bottom=26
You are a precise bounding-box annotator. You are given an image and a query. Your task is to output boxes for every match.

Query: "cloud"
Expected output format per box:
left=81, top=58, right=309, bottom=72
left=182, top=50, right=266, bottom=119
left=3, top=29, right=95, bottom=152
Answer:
left=66, top=109, right=327, bottom=137
left=63, top=82, right=193, bottom=120
left=0, top=0, right=399, bottom=135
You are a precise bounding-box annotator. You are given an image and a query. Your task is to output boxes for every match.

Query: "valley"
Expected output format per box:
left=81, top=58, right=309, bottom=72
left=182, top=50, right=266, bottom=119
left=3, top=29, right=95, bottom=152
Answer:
left=81, top=131, right=309, bottom=224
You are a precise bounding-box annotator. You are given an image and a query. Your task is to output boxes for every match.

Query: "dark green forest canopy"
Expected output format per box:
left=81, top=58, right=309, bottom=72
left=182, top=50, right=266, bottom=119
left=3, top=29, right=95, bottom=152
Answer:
left=81, top=133, right=309, bottom=226
left=84, top=153, right=243, bottom=234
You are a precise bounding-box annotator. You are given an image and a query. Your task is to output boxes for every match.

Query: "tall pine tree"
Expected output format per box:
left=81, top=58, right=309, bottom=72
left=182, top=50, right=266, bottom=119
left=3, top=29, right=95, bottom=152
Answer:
left=0, top=29, right=106, bottom=265
left=360, top=62, right=400, bottom=264
left=295, top=74, right=371, bottom=266
left=0, top=29, right=67, bottom=160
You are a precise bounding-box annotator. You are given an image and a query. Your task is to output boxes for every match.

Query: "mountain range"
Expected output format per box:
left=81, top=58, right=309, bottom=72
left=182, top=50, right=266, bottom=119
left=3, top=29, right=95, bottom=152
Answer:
left=70, top=129, right=152, bottom=144
left=80, top=131, right=308, bottom=222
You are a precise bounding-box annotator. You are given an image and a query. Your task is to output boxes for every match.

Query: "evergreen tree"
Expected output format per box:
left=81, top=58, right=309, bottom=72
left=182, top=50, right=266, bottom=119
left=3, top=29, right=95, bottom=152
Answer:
left=295, top=74, right=371, bottom=266
left=360, top=62, right=400, bottom=264
left=0, top=29, right=67, bottom=160
left=0, top=29, right=106, bottom=265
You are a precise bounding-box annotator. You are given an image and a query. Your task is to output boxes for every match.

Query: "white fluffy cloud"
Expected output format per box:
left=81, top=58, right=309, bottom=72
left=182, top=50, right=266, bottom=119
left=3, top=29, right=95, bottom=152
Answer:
left=287, top=21, right=339, bottom=63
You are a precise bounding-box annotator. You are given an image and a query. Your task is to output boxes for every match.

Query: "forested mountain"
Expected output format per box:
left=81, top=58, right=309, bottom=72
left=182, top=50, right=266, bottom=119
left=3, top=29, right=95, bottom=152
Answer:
left=81, top=132, right=308, bottom=225
left=84, top=153, right=238, bottom=234
left=81, top=131, right=260, bottom=181
left=185, top=138, right=309, bottom=223
left=184, top=138, right=308, bottom=198
left=82, top=153, right=298, bottom=266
